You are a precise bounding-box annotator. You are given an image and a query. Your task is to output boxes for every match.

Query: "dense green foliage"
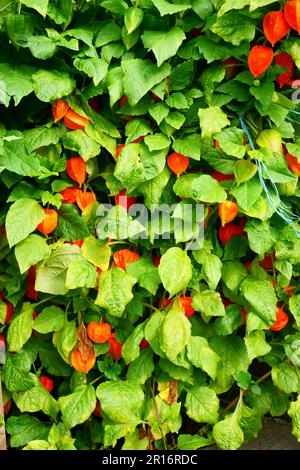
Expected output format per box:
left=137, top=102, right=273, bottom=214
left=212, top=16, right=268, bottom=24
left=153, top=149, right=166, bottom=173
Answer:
left=1, top=0, right=300, bottom=451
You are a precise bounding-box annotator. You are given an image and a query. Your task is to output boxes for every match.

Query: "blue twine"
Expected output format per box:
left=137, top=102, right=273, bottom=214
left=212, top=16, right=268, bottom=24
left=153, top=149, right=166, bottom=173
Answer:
left=239, top=115, right=300, bottom=237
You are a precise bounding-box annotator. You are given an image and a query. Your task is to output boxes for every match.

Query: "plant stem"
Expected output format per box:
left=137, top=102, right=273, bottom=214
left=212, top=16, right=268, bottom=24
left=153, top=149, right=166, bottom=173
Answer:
left=143, top=303, right=162, bottom=314
left=34, top=295, right=57, bottom=307
left=151, top=385, right=167, bottom=450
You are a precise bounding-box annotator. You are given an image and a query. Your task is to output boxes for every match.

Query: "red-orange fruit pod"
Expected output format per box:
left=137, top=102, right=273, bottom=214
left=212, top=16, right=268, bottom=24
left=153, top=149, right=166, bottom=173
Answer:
left=64, top=109, right=90, bottom=130
left=285, top=152, right=300, bottom=177
left=218, top=201, right=239, bottom=226
left=39, top=375, right=54, bottom=393
left=37, top=209, right=58, bottom=236
left=167, top=152, right=190, bottom=177
left=211, top=171, right=234, bottom=183
left=219, top=223, right=246, bottom=245
left=120, top=96, right=128, bottom=107
left=93, top=401, right=102, bottom=418
left=52, top=99, right=69, bottom=123
left=263, top=11, right=291, bottom=46
left=88, top=97, right=101, bottom=113
left=284, top=0, right=300, bottom=33
left=113, top=249, right=140, bottom=271
left=242, top=307, right=248, bottom=325
left=116, top=144, right=125, bottom=159
left=178, top=296, right=195, bottom=318
left=60, top=187, right=82, bottom=204
left=275, top=52, right=294, bottom=88
left=4, top=399, right=12, bottom=415
left=248, top=46, right=274, bottom=78
left=140, top=338, right=150, bottom=350
left=76, top=191, right=96, bottom=210
left=87, top=322, right=111, bottom=344
left=71, top=348, right=96, bottom=373
left=114, top=189, right=137, bottom=211
left=157, top=297, right=172, bottom=309
left=108, top=333, right=123, bottom=361
left=269, top=307, right=289, bottom=331
left=66, top=157, right=87, bottom=187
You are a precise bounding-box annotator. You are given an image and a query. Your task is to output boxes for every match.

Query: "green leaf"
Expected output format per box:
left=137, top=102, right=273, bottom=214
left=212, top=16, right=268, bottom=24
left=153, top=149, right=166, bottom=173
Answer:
left=0, top=63, right=34, bottom=107
left=95, top=22, right=121, bottom=46
left=23, top=440, right=56, bottom=450
left=13, top=383, right=59, bottom=419
left=149, top=102, right=170, bottom=125
left=240, top=279, right=277, bottom=325
left=125, top=118, right=152, bottom=143
left=144, top=133, right=170, bottom=151
left=210, top=335, right=250, bottom=393
left=59, top=385, right=96, bottom=429
left=81, top=237, right=111, bottom=270
left=6, top=199, right=44, bottom=248
left=96, top=380, right=144, bottom=423
left=288, top=395, right=300, bottom=442
left=198, top=106, right=230, bottom=138
left=126, top=348, right=154, bottom=384
left=15, top=234, right=50, bottom=274
left=192, top=291, right=226, bottom=319
left=222, top=261, right=247, bottom=294
left=142, top=27, right=185, bottom=67
left=54, top=321, right=77, bottom=364
left=139, top=167, right=171, bottom=208
left=212, top=414, right=244, bottom=450
left=7, top=303, right=34, bottom=352
left=245, top=331, right=271, bottom=362
left=0, top=139, right=49, bottom=177
left=125, top=7, right=144, bottom=34
left=21, top=0, right=49, bottom=16
left=122, top=59, right=171, bottom=106
left=158, top=247, right=192, bottom=297
left=160, top=305, right=191, bottom=362
left=177, top=434, right=214, bottom=450
left=166, top=92, right=188, bottom=110
left=36, top=244, right=81, bottom=295
left=218, top=0, right=249, bottom=16
left=272, top=363, right=300, bottom=394
left=126, top=256, right=161, bottom=295
left=74, top=58, right=108, bottom=86
left=234, top=160, right=258, bottom=184
left=6, top=414, right=50, bottom=448
left=201, top=253, right=222, bottom=291
left=144, top=311, right=166, bottom=357
left=185, top=386, right=219, bottom=424
left=152, top=0, right=191, bottom=16
left=55, top=204, right=90, bottom=241
left=114, top=143, right=166, bottom=192
left=95, top=267, right=136, bottom=318
left=3, top=351, right=37, bottom=392
left=65, top=257, right=97, bottom=289
left=289, top=295, right=300, bottom=328
left=32, top=69, right=75, bottom=102
left=122, top=323, right=145, bottom=365
left=62, top=130, right=101, bottom=160
left=173, top=134, right=201, bottom=160
left=191, top=175, right=227, bottom=203
left=215, top=128, right=246, bottom=158
left=33, top=306, right=65, bottom=334
left=214, top=304, right=243, bottom=336
left=211, top=13, right=255, bottom=45
left=187, top=336, right=220, bottom=380
left=21, top=35, right=56, bottom=60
